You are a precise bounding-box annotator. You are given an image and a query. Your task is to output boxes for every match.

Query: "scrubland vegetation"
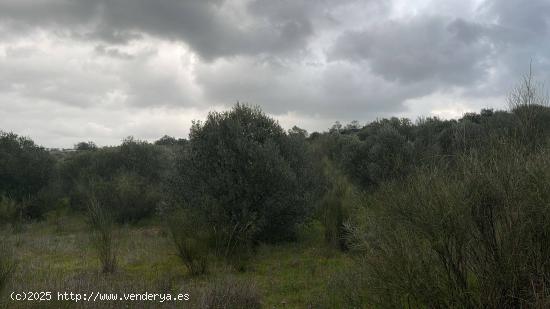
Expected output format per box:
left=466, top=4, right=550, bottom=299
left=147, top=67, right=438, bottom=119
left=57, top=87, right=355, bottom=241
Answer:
left=1, top=72, right=550, bottom=308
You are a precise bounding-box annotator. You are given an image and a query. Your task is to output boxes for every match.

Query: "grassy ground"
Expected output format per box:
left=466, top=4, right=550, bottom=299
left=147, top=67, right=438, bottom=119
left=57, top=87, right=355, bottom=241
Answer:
left=0, top=216, right=351, bottom=308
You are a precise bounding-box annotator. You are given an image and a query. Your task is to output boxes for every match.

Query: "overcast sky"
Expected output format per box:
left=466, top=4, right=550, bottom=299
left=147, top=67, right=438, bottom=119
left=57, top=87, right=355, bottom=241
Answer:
left=0, top=0, right=549, bottom=148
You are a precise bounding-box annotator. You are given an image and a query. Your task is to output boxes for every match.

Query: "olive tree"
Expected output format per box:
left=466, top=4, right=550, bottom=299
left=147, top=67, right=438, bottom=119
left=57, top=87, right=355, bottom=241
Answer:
left=172, top=104, right=319, bottom=251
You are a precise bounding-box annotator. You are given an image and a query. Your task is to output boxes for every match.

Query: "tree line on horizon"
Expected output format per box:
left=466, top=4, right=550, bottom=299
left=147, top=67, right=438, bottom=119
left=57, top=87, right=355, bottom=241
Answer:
left=6, top=101, right=550, bottom=222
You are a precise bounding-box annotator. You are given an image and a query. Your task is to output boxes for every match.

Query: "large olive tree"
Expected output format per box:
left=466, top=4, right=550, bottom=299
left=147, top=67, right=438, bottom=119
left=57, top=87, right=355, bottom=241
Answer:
left=173, top=104, right=318, bottom=246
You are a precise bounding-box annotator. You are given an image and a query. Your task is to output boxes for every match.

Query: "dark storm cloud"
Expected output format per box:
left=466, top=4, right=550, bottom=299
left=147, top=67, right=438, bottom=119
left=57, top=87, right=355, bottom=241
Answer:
left=0, top=0, right=315, bottom=60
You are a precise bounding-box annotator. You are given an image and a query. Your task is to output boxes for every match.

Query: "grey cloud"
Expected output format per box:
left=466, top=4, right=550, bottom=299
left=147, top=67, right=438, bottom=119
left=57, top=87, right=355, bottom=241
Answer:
left=0, top=94, right=195, bottom=148
left=0, top=48, right=118, bottom=108
left=79, top=29, right=143, bottom=45
left=94, top=45, right=134, bottom=60
left=484, top=0, right=550, bottom=37
left=0, top=0, right=316, bottom=60
left=246, top=0, right=363, bottom=27
left=447, top=19, right=486, bottom=44
left=0, top=39, right=196, bottom=110
left=121, top=71, right=195, bottom=108
left=329, top=16, right=494, bottom=85
left=194, top=57, right=437, bottom=122
left=466, top=0, right=550, bottom=96
left=0, top=1, right=100, bottom=28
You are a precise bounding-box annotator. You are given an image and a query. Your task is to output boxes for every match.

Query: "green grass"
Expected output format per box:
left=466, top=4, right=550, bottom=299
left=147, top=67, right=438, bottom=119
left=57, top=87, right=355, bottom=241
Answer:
left=0, top=216, right=351, bottom=308
left=251, top=243, right=352, bottom=307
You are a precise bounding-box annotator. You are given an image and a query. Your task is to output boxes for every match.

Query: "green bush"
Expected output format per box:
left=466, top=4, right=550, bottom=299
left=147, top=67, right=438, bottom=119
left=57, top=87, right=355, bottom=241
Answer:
left=0, top=195, right=23, bottom=227
left=319, top=162, right=362, bottom=251
left=73, top=172, right=160, bottom=224
left=59, top=137, right=169, bottom=222
left=331, top=123, right=414, bottom=188
left=0, top=132, right=54, bottom=205
left=508, top=67, right=550, bottom=147
left=110, top=172, right=161, bottom=223
left=0, top=132, right=55, bottom=219
left=347, top=140, right=550, bottom=308
left=168, top=208, right=211, bottom=276
left=45, top=197, right=70, bottom=233
left=87, top=195, right=117, bottom=274
left=173, top=104, right=320, bottom=247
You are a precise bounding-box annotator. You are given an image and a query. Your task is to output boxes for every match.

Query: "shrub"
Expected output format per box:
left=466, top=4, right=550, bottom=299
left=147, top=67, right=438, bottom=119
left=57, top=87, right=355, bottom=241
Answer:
left=73, top=171, right=160, bottom=224
left=319, top=162, right=362, bottom=251
left=341, top=124, right=413, bottom=188
left=110, top=172, right=161, bottom=223
left=45, top=197, right=70, bottom=233
left=507, top=67, right=550, bottom=147
left=168, top=208, right=211, bottom=276
left=462, top=143, right=550, bottom=308
left=0, top=131, right=58, bottom=220
left=0, top=195, right=23, bottom=228
left=87, top=195, right=117, bottom=273
left=346, top=140, right=550, bottom=308
left=59, top=138, right=169, bottom=221
left=0, top=132, right=54, bottom=204
left=198, top=276, right=262, bottom=309
left=173, top=104, right=320, bottom=247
